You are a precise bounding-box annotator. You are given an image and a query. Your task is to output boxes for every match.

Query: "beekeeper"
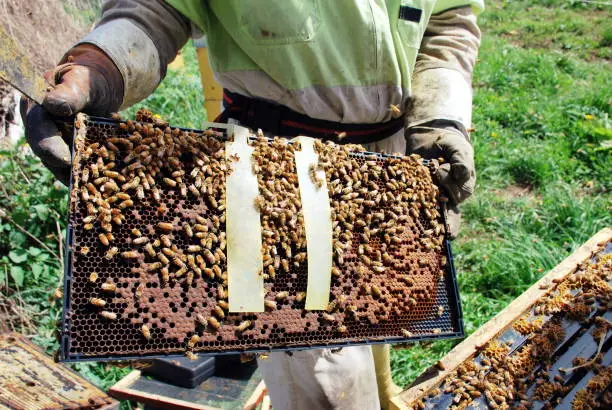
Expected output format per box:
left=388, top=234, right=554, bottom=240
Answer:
left=24, top=1, right=483, bottom=409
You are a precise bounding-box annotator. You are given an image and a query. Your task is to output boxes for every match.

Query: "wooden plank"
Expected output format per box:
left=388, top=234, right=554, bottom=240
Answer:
left=108, top=370, right=220, bottom=410
left=243, top=381, right=267, bottom=410
left=391, top=227, right=612, bottom=410
left=0, top=332, right=117, bottom=410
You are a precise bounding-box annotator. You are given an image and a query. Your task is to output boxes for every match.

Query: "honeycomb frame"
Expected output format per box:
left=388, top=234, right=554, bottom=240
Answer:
left=397, top=235, right=612, bottom=410
left=59, top=115, right=464, bottom=362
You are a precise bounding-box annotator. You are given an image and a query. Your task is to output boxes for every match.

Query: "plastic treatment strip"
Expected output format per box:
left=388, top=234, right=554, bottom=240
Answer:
left=225, top=125, right=265, bottom=312
left=293, top=136, right=333, bottom=310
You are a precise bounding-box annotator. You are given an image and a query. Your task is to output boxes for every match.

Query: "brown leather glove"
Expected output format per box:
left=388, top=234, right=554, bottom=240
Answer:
left=406, top=122, right=476, bottom=238
left=23, top=44, right=124, bottom=185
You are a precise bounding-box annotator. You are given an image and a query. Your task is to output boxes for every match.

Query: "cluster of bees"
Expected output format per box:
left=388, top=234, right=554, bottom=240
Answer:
left=70, top=110, right=453, bottom=358
left=252, top=135, right=307, bottom=282
left=74, top=110, right=235, bottom=342
left=411, top=252, right=611, bottom=410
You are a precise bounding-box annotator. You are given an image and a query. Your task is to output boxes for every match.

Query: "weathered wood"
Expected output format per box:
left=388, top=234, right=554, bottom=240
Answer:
left=109, top=368, right=267, bottom=410
left=391, top=227, right=612, bottom=410
left=0, top=332, right=118, bottom=410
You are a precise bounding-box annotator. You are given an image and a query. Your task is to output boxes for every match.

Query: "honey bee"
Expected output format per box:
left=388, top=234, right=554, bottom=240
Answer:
left=136, top=186, right=145, bottom=200
left=160, top=267, right=170, bottom=285
left=102, top=181, right=119, bottom=193
left=160, top=235, right=172, bottom=248
left=196, top=314, right=207, bottom=326
left=182, top=270, right=194, bottom=286
left=211, top=264, right=222, bottom=279
left=437, top=305, right=445, bottom=316
left=121, top=177, right=140, bottom=191
left=156, top=204, right=168, bottom=214
left=174, top=266, right=188, bottom=278
left=90, top=297, right=106, bottom=307
left=218, top=300, right=229, bottom=310
left=81, top=168, right=90, bottom=183
left=52, top=288, right=63, bottom=300
left=208, top=316, right=221, bottom=330
left=401, top=329, right=413, bottom=338
left=80, top=187, right=89, bottom=201
left=185, top=351, right=198, bottom=360
left=100, top=311, right=117, bottom=320
left=93, top=176, right=108, bottom=186
left=187, top=245, right=201, bottom=253
left=336, top=325, right=347, bottom=333
left=331, top=267, right=341, bottom=277
left=371, top=285, right=382, bottom=298
left=163, top=177, right=177, bottom=187
left=144, top=243, right=156, bottom=257
left=161, top=247, right=175, bottom=257
left=295, top=291, right=307, bottom=303
left=157, top=222, right=174, bottom=231
left=275, top=291, right=289, bottom=301
left=113, top=194, right=129, bottom=204
left=179, top=183, right=188, bottom=197
left=213, top=305, right=225, bottom=319
left=146, top=262, right=162, bottom=272
left=173, top=256, right=186, bottom=268
left=101, top=282, right=117, bottom=292
left=264, top=300, right=277, bottom=310
left=183, top=224, right=193, bottom=237
left=135, top=283, right=144, bottom=299
left=121, top=250, right=140, bottom=259
left=133, top=237, right=149, bottom=245
left=97, top=233, right=109, bottom=246
left=264, top=265, right=275, bottom=279
left=322, top=313, right=336, bottom=322
left=236, top=320, right=251, bottom=333
left=105, top=247, right=119, bottom=259
left=90, top=163, right=100, bottom=178
left=188, top=184, right=200, bottom=197
left=79, top=246, right=89, bottom=255
left=217, top=285, right=226, bottom=300
left=89, top=272, right=98, bottom=283
left=158, top=253, right=170, bottom=265
left=203, top=268, right=214, bottom=279
left=187, top=334, right=201, bottom=349
left=203, top=249, right=216, bottom=265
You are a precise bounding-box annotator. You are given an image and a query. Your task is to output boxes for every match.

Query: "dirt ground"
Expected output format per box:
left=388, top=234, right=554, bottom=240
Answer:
left=0, top=0, right=100, bottom=146
left=0, top=0, right=99, bottom=73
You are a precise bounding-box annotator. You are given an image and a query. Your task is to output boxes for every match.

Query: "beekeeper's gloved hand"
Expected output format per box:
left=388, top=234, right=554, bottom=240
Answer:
left=406, top=121, right=476, bottom=239
left=22, top=44, right=124, bottom=185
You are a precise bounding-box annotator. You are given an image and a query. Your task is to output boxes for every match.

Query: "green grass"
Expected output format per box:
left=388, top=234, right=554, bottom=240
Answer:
left=0, top=0, right=610, bottom=402
left=391, top=0, right=611, bottom=387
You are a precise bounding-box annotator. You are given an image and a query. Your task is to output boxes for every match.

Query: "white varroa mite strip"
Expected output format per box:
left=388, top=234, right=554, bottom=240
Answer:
left=226, top=126, right=264, bottom=312
left=293, top=136, right=333, bottom=310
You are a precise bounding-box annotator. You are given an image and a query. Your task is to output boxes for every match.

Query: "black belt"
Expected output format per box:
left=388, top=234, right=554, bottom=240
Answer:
left=216, top=89, right=404, bottom=145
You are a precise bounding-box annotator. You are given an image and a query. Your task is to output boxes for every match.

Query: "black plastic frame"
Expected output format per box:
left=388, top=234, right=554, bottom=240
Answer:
left=59, top=116, right=464, bottom=362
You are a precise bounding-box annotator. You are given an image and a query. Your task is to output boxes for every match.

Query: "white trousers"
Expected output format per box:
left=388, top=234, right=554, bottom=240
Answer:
left=256, top=129, right=406, bottom=410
